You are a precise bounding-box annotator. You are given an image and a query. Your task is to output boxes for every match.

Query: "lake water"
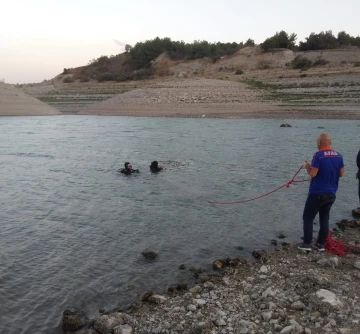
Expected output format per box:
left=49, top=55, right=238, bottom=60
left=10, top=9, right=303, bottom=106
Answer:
left=0, top=116, right=359, bottom=334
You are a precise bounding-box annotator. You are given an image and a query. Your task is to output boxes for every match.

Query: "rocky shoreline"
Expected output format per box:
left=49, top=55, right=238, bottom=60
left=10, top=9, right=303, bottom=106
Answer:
left=63, top=218, right=360, bottom=334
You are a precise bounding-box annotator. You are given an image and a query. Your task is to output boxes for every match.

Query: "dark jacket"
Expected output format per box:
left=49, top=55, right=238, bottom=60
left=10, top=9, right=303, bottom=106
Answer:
left=150, top=166, right=163, bottom=173
left=119, top=168, right=139, bottom=175
left=357, top=150, right=360, bottom=170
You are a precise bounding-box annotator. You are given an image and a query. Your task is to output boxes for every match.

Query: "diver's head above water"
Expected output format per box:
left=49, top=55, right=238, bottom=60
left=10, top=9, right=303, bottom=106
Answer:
left=150, top=161, right=158, bottom=168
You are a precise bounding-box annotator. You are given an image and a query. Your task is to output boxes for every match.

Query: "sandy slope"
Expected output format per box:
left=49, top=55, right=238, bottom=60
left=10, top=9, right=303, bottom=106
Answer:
left=78, top=78, right=281, bottom=117
left=0, top=83, right=60, bottom=116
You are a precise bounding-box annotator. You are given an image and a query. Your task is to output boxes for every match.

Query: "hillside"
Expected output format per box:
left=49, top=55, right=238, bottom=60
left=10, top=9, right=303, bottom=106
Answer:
left=19, top=46, right=360, bottom=119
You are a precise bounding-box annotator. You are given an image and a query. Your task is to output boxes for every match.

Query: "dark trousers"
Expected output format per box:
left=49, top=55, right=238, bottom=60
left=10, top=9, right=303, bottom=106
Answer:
left=358, top=170, right=360, bottom=204
left=303, top=192, right=336, bottom=245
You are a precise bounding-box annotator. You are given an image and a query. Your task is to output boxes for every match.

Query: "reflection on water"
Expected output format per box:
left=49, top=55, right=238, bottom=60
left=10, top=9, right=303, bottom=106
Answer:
left=0, top=116, right=359, bottom=333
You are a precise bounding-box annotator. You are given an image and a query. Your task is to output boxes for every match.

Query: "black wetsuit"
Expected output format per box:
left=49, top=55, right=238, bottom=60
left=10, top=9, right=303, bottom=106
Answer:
left=150, top=166, right=163, bottom=173
left=119, top=168, right=139, bottom=175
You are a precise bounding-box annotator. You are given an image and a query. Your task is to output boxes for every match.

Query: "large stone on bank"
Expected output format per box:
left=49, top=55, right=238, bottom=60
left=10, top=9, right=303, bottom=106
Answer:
left=312, top=289, right=343, bottom=316
left=216, top=318, right=227, bottom=326
left=148, top=294, right=167, bottom=304
left=113, top=324, right=133, bottom=334
left=317, top=257, right=339, bottom=268
left=291, top=301, right=306, bottom=311
left=62, top=309, right=86, bottom=332
left=187, top=304, right=197, bottom=312
left=259, top=265, right=269, bottom=274
left=261, top=311, right=273, bottom=321
left=193, top=298, right=207, bottom=307
left=189, top=285, right=202, bottom=294
left=93, top=313, right=128, bottom=334
left=212, top=259, right=224, bottom=270
left=315, top=289, right=343, bottom=307
left=352, top=208, right=360, bottom=218
left=354, top=261, right=360, bottom=270
left=280, top=320, right=302, bottom=333
left=262, top=287, right=278, bottom=298
left=280, top=325, right=301, bottom=333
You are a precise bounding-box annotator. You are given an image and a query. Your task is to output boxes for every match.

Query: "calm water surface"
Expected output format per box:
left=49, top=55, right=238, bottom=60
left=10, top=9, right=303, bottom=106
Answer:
left=0, top=116, right=359, bottom=334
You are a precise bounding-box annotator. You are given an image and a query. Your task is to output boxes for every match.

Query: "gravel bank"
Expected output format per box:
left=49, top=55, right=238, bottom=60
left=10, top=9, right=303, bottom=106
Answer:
left=78, top=78, right=281, bottom=118
left=64, top=219, right=360, bottom=334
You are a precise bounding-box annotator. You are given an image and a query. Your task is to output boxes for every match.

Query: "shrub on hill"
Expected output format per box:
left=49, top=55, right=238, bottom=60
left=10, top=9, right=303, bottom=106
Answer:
left=291, top=55, right=312, bottom=70
left=299, top=31, right=338, bottom=51
left=97, top=72, right=115, bottom=82
left=313, top=57, right=329, bottom=66
left=79, top=76, right=90, bottom=82
left=260, top=31, right=297, bottom=51
left=63, top=76, right=74, bottom=83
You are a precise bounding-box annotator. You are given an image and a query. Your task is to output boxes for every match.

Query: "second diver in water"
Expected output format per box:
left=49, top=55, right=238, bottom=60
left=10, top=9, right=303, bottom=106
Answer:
left=149, top=161, right=163, bottom=173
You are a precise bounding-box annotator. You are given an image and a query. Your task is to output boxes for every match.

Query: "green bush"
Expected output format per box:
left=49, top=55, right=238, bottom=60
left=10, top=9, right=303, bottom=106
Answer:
left=313, top=58, right=329, bottom=66
left=115, top=73, right=131, bottom=82
left=97, top=72, right=115, bottom=82
left=299, top=31, right=338, bottom=51
left=291, top=55, right=312, bottom=70
left=79, top=76, right=90, bottom=82
left=235, top=69, right=244, bottom=75
left=300, top=73, right=307, bottom=78
left=128, top=68, right=153, bottom=80
left=244, top=38, right=255, bottom=47
left=63, top=68, right=72, bottom=74
left=260, top=30, right=297, bottom=51
left=63, top=76, right=74, bottom=83
left=354, top=61, right=360, bottom=67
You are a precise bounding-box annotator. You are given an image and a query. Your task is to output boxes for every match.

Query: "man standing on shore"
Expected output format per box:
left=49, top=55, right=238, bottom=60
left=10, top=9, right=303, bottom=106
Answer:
left=357, top=149, right=360, bottom=205
left=298, top=133, right=345, bottom=252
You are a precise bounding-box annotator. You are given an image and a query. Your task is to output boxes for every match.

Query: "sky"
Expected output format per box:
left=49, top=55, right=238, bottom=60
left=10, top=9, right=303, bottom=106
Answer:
left=1, top=0, right=359, bottom=84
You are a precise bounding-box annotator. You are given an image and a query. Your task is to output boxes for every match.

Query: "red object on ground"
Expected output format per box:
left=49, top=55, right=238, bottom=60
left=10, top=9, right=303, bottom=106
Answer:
left=325, top=231, right=360, bottom=256
left=325, top=232, right=351, bottom=256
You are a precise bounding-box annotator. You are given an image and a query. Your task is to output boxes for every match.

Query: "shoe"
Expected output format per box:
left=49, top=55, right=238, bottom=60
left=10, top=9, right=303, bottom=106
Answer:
left=313, top=243, right=325, bottom=252
left=298, top=243, right=312, bottom=251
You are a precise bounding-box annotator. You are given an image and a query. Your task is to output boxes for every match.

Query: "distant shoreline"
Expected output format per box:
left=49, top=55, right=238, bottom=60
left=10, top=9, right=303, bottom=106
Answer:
left=2, top=111, right=360, bottom=120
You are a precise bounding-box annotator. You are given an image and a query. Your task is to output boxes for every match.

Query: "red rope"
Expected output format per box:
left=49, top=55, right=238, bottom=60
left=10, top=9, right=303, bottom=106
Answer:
left=325, top=233, right=351, bottom=256
left=325, top=231, right=360, bottom=256
left=207, top=164, right=308, bottom=205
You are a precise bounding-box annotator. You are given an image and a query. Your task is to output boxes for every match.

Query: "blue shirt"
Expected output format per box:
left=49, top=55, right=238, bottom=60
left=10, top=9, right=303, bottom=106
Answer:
left=309, top=149, right=344, bottom=195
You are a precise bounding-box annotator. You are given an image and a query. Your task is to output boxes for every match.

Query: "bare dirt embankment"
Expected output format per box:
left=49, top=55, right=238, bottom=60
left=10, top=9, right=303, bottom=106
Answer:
left=20, top=47, right=360, bottom=119
left=77, top=78, right=281, bottom=118
left=0, top=83, right=60, bottom=116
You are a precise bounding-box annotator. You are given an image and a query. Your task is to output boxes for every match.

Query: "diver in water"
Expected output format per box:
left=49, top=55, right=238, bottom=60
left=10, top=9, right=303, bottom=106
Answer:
left=119, top=162, right=139, bottom=175
left=149, top=161, right=163, bottom=173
